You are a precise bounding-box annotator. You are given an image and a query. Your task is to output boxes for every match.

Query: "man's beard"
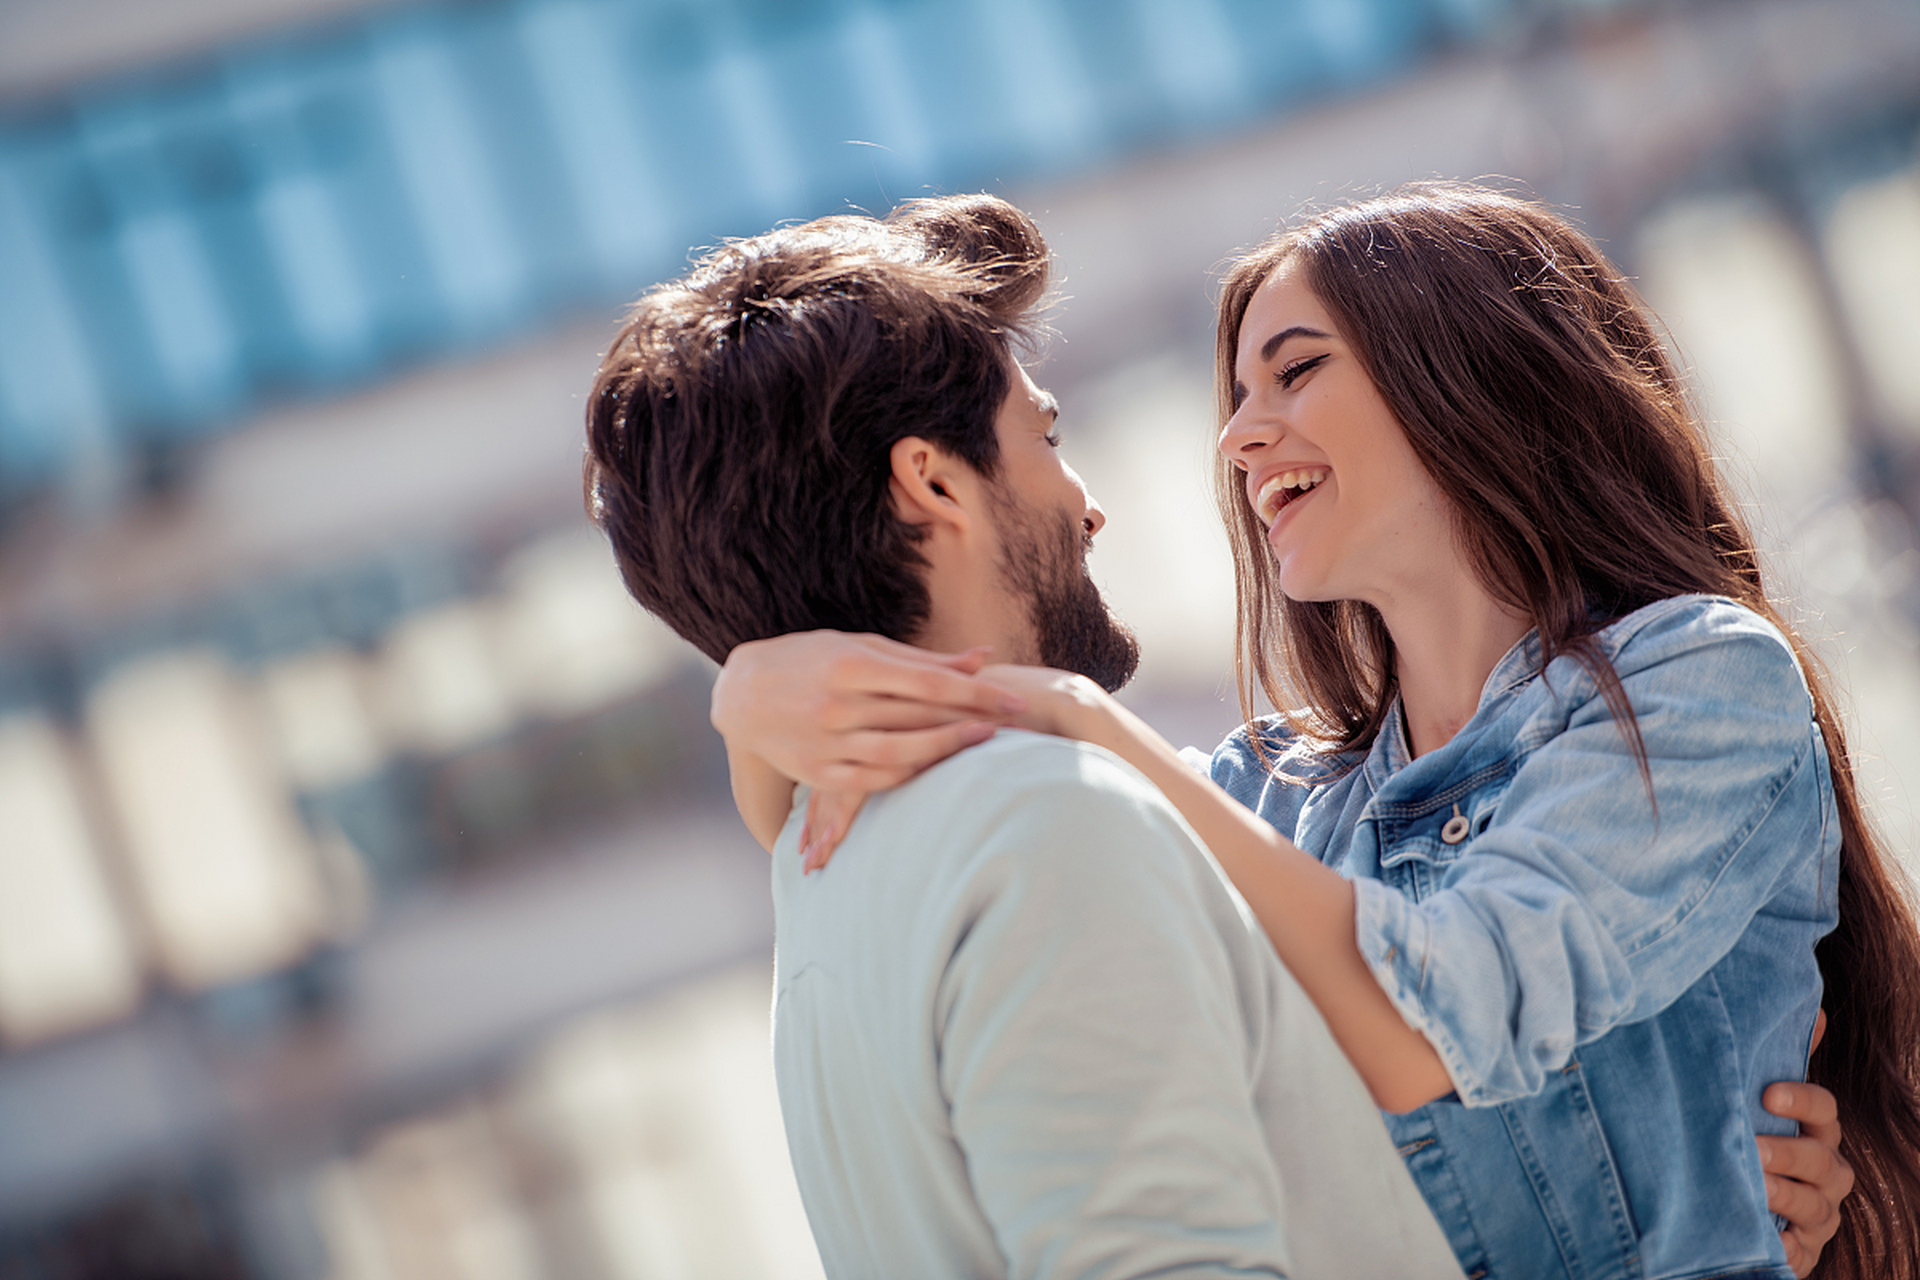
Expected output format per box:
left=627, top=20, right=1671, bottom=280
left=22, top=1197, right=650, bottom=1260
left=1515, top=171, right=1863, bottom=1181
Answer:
left=991, top=493, right=1140, bottom=693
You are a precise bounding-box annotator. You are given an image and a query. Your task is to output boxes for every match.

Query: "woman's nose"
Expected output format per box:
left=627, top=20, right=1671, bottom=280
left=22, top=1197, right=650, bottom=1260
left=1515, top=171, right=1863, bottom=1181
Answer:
left=1217, top=404, right=1274, bottom=471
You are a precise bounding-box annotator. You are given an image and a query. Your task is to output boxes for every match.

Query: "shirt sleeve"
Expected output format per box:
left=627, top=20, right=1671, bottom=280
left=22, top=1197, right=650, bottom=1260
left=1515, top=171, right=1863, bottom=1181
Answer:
left=934, top=752, right=1295, bottom=1280
left=1353, top=604, right=1834, bottom=1106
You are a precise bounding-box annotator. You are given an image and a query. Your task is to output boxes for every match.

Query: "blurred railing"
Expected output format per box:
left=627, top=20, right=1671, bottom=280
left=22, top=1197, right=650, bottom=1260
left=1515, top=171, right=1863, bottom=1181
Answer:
left=0, top=527, right=721, bottom=1048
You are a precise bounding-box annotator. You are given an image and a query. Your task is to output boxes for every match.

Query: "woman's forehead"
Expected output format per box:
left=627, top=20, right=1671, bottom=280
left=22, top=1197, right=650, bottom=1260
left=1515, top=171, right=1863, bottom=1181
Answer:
left=1238, top=267, right=1336, bottom=364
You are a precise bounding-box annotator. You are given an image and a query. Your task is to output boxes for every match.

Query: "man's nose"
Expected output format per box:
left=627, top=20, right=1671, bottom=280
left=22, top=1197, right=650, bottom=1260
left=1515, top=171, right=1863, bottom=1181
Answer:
left=1063, top=461, right=1106, bottom=537
left=1082, top=493, right=1107, bottom=538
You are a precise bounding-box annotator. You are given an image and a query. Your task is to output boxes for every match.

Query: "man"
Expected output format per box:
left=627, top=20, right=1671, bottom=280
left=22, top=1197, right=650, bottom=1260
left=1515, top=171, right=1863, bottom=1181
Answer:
left=584, top=193, right=1464, bottom=1277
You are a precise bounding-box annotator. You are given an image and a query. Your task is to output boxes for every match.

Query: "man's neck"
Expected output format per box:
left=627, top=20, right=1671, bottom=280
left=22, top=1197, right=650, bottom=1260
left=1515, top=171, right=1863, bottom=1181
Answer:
left=913, top=615, right=1035, bottom=666
left=915, top=556, right=1036, bottom=664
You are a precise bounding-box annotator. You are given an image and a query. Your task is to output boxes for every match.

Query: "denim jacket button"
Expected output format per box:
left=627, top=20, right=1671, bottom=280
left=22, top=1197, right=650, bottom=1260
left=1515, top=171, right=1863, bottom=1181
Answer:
left=1441, top=805, right=1470, bottom=845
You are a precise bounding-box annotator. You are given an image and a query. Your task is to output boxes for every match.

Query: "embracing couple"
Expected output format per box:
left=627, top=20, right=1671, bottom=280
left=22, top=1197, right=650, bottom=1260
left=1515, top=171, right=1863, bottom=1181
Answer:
left=584, top=188, right=1920, bottom=1278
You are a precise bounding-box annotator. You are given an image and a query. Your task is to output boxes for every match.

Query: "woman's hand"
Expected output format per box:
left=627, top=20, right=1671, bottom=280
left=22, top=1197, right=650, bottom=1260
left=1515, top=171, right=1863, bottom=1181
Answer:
left=713, top=632, right=1028, bottom=857
left=712, top=632, right=1028, bottom=791
left=798, top=664, right=1122, bottom=871
left=1760, top=1010, right=1854, bottom=1277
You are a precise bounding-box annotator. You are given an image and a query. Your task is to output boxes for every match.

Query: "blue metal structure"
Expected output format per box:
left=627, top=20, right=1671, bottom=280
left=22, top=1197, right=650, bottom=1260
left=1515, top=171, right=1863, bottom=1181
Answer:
left=0, top=0, right=1534, bottom=495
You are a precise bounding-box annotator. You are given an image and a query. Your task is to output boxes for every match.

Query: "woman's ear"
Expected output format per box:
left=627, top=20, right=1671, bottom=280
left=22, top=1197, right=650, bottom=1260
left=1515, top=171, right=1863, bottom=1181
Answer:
left=888, top=436, right=973, bottom=537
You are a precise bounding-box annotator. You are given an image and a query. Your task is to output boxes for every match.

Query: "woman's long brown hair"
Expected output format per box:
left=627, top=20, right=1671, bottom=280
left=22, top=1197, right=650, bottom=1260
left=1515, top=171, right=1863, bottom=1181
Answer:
left=1213, top=182, right=1920, bottom=1278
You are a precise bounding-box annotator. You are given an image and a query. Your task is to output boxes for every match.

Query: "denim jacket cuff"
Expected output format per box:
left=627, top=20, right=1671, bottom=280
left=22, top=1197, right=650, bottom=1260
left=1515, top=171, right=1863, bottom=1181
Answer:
left=1353, top=877, right=1486, bottom=1106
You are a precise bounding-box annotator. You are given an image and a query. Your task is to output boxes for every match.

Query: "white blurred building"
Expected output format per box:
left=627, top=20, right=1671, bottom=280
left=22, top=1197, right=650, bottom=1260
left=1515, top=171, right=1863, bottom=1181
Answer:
left=1, top=0, right=1918, bottom=1274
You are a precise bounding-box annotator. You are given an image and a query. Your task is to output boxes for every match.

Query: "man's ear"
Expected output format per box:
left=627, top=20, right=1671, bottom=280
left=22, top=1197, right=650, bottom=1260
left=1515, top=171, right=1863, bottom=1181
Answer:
left=888, top=436, right=974, bottom=537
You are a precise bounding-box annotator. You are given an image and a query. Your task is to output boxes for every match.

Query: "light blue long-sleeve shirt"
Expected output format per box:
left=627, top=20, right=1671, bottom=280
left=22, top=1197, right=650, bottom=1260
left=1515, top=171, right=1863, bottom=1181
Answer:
left=771, top=730, right=1461, bottom=1280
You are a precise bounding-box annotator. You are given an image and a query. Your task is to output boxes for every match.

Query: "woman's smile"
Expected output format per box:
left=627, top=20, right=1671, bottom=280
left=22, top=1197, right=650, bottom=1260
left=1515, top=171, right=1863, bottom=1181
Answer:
left=1219, top=261, right=1456, bottom=608
left=1254, top=467, right=1330, bottom=524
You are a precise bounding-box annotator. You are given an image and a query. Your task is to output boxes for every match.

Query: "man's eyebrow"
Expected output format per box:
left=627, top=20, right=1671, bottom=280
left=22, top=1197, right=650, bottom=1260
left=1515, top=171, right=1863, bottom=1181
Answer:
left=1259, top=325, right=1332, bottom=364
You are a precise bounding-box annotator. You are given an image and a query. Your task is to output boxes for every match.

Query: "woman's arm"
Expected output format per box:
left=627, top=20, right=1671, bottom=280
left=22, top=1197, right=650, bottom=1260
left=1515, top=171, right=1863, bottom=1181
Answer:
left=725, top=738, right=798, bottom=853
left=710, top=632, right=1027, bottom=849
left=1003, top=668, right=1455, bottom=1113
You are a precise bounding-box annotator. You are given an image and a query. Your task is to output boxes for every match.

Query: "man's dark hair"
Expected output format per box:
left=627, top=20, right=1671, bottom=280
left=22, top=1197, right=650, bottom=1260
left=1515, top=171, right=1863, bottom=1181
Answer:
left=584, top=194, right=1050, bottom=664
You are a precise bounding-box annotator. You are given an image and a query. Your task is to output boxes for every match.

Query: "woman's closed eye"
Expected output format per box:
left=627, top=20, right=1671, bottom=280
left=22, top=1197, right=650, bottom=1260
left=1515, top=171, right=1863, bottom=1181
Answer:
left=1277, top=352, right=1329, bottom=389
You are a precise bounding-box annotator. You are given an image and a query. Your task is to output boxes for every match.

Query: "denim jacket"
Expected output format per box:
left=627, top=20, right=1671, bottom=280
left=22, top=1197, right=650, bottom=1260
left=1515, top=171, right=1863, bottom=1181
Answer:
left=1210, top=595, right=1840, bottom=1280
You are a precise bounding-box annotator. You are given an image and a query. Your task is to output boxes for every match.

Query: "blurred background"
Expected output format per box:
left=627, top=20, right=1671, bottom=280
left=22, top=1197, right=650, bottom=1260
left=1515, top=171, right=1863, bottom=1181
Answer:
left=2, top=0, right=1919, bottom=1274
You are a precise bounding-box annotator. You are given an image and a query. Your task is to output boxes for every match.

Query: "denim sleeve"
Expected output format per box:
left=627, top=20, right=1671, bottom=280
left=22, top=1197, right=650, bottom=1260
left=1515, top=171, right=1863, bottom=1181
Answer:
left=1207, top=719, right=1316, bottom=839
left=1353, top=606, right=1830, bottom=1106
left=936, top=756, right=1294, bottom=1278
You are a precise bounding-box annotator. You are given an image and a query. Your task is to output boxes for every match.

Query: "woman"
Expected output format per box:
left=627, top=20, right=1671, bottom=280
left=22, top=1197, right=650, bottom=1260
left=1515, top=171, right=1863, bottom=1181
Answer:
left=714, top=185, right=1917, bottom=1277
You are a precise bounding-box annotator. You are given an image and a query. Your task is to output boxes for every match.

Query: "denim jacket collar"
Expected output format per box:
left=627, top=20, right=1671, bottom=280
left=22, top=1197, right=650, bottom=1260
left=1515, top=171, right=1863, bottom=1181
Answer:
left=1365, top=627, right=1544, bottom=792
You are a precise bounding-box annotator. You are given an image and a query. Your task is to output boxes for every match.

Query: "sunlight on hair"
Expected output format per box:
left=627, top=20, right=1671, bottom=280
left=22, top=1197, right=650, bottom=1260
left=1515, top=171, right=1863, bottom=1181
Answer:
left=1638, top=195, right=1920, bottom=871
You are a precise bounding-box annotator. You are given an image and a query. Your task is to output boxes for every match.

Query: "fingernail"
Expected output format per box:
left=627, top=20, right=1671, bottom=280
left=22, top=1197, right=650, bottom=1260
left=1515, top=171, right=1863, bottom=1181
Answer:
left=962, top=722, right=995, bottom=745
left=1000, top=694, right=1027, bottom=713
left=799, top=838, right=820, bottom=872
left=1758, top=1140, right=1774, bottom=1169
left=1776, top=1086, right=1794, bottom=1110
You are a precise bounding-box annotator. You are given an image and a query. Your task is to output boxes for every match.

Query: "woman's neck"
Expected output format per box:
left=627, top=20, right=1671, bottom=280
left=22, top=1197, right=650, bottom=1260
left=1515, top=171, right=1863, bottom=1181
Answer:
left=1380, top=584, right=1533, bottom=759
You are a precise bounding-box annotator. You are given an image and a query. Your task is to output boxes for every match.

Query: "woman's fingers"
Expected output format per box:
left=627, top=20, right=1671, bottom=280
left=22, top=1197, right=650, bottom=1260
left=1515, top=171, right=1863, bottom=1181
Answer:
left=1765, top=1163, right=1839, bottom=1232
left=713, top=632, right=1020, bottom=788
left=923, top=643, right=994, bottom=674
left=838, top=722, right=997, bottom=769
left=802, top=724, right=999, bottom=794
left=1767, top=1161, right=1840, bottom=1280
left=818, top=693, right=1016, bottom=734
left=828, top=648, right=1026, bottom=719
left=800, top=788, right=870, bottom=873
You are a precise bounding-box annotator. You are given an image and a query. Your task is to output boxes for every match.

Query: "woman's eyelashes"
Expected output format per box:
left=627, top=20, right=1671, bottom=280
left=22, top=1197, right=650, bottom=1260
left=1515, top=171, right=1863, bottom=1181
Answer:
left=1044, top=427, right=1062, bottom=448
left=1276, top=352, right=1329, bottom=389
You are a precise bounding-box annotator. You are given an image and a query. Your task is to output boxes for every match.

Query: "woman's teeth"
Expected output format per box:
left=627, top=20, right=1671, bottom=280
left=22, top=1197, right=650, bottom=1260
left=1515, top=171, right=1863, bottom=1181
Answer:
left=1256, top=469, right=1329, bottom=523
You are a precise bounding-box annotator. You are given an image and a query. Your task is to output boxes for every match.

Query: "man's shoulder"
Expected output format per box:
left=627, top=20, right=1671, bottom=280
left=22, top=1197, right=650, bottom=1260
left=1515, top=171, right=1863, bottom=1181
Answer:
left=915, top=728, right=1154, bottom=796
left=854, top=729, right=1202, bottom=878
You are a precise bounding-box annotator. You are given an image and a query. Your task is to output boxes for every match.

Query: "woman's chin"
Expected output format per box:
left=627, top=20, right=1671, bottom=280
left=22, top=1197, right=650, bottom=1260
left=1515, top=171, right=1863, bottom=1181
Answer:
left=1278, top=576, right=1332, bottom=604
left=1272, top=554, right=1330, bottom=603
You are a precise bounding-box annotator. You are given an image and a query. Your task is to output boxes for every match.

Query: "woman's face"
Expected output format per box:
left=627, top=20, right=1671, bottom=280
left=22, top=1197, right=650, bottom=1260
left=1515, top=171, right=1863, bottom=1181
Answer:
left=1218, top=260, right=1458, bottom=610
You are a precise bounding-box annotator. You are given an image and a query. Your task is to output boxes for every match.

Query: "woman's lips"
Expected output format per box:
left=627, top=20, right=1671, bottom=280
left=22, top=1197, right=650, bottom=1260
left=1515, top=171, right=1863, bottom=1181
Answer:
left=1254, top=467, right=1330, bottom=525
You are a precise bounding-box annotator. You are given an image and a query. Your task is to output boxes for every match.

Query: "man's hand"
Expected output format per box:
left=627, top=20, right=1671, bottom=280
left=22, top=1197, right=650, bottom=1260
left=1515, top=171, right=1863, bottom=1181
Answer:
left=1758, top=1010, right=1853, bottom=1277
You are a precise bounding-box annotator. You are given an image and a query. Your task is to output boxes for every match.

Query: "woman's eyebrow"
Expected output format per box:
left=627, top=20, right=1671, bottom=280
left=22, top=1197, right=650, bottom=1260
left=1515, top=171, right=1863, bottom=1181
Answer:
left=1259, top=325, right=1331, bottom=364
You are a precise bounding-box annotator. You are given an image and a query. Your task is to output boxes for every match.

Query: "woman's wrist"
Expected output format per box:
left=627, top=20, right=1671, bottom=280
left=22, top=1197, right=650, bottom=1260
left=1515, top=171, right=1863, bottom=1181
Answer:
left=1056, top=681, right=1169, bottom=775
